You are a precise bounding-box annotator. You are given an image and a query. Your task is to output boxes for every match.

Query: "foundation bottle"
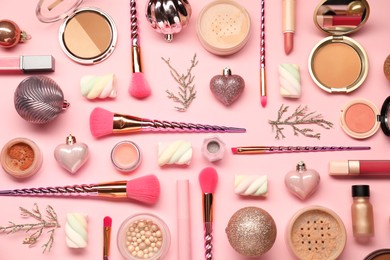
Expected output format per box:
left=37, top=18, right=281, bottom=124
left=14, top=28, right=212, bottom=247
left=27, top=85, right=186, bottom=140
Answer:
left=351, top=185, right=374, bottom=239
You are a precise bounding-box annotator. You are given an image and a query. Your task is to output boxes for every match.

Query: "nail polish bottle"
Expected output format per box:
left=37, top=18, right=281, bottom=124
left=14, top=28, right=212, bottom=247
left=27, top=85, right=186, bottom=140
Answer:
left=351, top=185, right=374, bottom=239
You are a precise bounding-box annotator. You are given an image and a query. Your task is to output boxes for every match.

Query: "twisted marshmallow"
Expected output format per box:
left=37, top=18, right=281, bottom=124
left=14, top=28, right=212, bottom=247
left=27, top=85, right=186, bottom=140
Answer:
left=158, top=140, right=192, bottom=166
left=234, top=175, right=268, bottom=196
left=279, top=64, right=301, bottom=98
left=80, top=73, right=117, bottom=99
left=65, top=213, right=88, bottom=248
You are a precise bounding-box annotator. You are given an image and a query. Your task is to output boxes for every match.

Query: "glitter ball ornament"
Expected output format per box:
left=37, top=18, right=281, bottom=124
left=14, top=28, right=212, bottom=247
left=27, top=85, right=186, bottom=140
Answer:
left=0, top=19, right=30, bottom=48
left=14, top=76, right=70, bottom=124
left=225, top=207, right=277, bottom=257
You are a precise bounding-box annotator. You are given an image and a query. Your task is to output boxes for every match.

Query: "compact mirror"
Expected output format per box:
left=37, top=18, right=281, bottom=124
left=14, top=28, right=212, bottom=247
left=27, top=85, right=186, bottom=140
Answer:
left=314, top=0, right=369, bottom=35
left=36, top=0, right=117, bottom=65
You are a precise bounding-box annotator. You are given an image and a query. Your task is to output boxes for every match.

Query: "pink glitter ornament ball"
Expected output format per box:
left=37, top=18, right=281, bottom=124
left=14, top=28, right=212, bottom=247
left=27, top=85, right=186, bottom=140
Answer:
left=225, top=207, right=277, bottom=257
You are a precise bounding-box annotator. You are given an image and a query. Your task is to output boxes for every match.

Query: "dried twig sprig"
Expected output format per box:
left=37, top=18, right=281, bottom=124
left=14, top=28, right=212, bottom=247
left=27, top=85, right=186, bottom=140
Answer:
left=268, top=104, right=333, bottom=139
left=162, top=53, right=198, bottom=112
left=0, top=203, right=61, bottom=253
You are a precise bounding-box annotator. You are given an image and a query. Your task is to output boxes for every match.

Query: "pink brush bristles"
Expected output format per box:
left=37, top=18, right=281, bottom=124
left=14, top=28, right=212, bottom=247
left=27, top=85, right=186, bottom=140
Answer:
left=89, top=107, right=114, bottom=138
left=126, top=174, right=160, bottom=204
left=129, top=72, right=151, bottom=99
left=104, top=216, right=112, bottom=228
left=199, top=167, right=218, bottom=194
left=261, top=96, right=267, bottom=107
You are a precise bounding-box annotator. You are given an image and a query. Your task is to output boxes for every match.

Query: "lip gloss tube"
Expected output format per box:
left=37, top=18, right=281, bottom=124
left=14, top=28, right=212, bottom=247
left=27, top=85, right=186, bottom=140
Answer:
left=0, top=55, right=55, bottom=73
left=329, top=160, right=390, bottom=176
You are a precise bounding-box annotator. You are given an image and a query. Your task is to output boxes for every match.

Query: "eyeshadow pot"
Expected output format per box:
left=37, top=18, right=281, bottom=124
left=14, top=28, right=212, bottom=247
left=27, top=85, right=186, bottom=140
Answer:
left=308, top=0, right=370, bottom=93
left=0, top=138, right=43, bottom=179
left=340, top=97, right=390, bottom=139
left=111, top=141, right=142, bottom=173
left=36, top=0, right=117, bottom=64
left=196, top=0, right=251, bottom=56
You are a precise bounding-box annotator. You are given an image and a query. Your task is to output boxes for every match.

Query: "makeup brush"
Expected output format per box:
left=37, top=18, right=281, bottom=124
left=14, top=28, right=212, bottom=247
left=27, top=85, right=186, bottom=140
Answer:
left=0, top=174, right=160, bottom=205
left=89, top=107, right=246, bottom=138
left=199, top=167, right=219, bottom=260
left=129, top=0, right=151, bottom=99
left=103, top=216, right=112, bottom=260
left=232, top=146, right=371, bottom=154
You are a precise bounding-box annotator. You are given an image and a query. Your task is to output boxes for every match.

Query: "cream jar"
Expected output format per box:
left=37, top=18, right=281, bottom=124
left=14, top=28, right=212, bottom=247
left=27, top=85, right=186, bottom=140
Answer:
left=308, top=0, right=369, bottom=93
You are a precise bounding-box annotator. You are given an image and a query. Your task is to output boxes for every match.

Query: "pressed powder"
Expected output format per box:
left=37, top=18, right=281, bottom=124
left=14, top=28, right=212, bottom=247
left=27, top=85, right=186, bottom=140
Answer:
left=312, top=42, right=361, bottom=89
left=364, top=249, right=390, bottom=260
left=197, top=0, right=251, bottom=55
left=0, top=138, right=43, bottom=179
left=63, top=10, right=112, bottom=59
left=287, top=206, right=346, bottom=260
left=111, top=141, right=141, bottom=172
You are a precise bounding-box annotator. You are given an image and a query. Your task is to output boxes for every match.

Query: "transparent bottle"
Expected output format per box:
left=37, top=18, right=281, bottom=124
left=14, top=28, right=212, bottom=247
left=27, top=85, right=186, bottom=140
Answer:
left=351, top=185, right=374, bottom=239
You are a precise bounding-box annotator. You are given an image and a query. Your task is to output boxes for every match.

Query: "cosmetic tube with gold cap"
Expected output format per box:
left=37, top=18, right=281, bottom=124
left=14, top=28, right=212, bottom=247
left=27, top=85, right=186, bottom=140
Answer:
left=351, top=185, right=374, bottom=239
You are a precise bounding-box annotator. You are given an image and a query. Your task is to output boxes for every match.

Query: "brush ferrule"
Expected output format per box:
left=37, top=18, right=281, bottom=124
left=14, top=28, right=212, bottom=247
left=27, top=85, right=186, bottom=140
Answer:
left=203, top=193, right=213, bottom=224
left=96, top=181, right=128, bottom=198
left=113, top=113, right=144, bottom=134
left=131, top=45, right=142, bottom=73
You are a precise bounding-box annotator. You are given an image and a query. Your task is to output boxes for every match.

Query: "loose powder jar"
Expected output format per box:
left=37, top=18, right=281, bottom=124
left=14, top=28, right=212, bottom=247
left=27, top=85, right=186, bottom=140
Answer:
left=197, top=0, right=251, bottom=56
left=340, top=97, right=390, bottom=139
left=36, top=0, right=117, bottom=64
left=0, top=138, right=43, bottom=179
left=286, top=206, right=347, bottom=260
left=117, top=213, right=171, bottom=260
left=308, top=0, right=369, bottom=93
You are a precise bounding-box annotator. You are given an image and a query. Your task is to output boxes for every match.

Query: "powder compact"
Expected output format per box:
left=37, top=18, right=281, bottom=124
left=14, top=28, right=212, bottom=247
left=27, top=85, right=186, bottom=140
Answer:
left=36, top=0, right=117, bottom=64
left=308, top=0, right=369, bottom=93
left=364, top=249, right=390, bottom=260
left=286, top=206, right=347, bottom=260
left=340, top=97, right=390, bottom=139
left=0, top=137, right=43, bottom=179
left=196, top=0, right=251, bottom=56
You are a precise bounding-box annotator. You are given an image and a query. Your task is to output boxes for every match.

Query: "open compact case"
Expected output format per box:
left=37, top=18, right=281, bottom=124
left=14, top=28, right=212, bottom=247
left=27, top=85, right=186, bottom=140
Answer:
left=340, top=96, right=390, bottom=139
left=308, top=0, right=369, bottom=93
left=36, top=0, right=117, bottom=64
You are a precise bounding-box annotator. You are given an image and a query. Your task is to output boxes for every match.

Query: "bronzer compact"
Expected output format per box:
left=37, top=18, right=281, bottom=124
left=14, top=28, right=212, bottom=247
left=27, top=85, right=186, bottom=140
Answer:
left=308, top=0, right=369, bottom=93
left=36, top=0, right=117, bottom=64
left=340, top=97, right=390, bottom=139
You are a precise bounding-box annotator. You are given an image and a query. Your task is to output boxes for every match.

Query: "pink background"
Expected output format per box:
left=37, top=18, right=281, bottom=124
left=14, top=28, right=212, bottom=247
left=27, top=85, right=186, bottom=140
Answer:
left=1, top=0, right=390, bottom=259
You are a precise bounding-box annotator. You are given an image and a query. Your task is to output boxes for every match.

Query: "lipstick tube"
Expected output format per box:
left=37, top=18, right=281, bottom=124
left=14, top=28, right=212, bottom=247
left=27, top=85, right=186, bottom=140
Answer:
left=0, top=55, right=55, bottom=73
left=329, top=160, right=390, bottom=176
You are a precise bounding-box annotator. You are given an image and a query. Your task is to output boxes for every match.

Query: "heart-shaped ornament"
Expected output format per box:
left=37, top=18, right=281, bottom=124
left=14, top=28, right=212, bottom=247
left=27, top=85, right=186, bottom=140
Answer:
left=285, top=161, right=320, bottom=200
left=54, top=135, right=89, bottom=174
left=210, top=67, right=245, bottom=106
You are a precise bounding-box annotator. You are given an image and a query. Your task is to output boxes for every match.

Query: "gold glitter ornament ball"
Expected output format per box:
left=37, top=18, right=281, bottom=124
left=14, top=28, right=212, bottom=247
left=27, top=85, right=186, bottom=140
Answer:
left=225, top=207, right=277, bottom=257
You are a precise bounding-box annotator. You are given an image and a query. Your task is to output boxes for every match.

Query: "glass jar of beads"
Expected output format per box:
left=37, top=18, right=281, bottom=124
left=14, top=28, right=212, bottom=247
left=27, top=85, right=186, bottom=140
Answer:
left=117, top=213, right=171, bottom=260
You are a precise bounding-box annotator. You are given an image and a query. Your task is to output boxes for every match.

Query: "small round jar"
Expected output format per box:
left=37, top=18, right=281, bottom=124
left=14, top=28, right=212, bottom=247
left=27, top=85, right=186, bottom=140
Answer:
left=0, top=138, right=43, bottom=179
left=201, top=136, right=226, bottom=162
left=286, top=206, right=347, bottom=260
left=364, top=249, right=390, bottom=260
left=111, top=141, right=142, bottom=173
left=117, top=213, right=171, bottom=260
left=196, top=0, right=251, bottom=55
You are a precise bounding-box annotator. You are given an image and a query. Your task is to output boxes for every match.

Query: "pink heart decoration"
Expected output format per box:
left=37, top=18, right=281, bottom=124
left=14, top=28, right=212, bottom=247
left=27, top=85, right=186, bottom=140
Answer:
left=54, top=142, right=89, bottom=174
left=285, top=164, right=320, bottom=200
left=210, top=68, right=245, bottom=106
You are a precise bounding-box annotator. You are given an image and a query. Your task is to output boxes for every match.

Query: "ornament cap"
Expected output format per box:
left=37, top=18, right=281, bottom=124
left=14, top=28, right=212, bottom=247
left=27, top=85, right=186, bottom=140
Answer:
left=296, top=161, right=306, bottom=171
left=66, top=135, right=76, bottom=145
left=223, top=67, right=232, bottom=76
left=20, top=31, right=32, bottom=43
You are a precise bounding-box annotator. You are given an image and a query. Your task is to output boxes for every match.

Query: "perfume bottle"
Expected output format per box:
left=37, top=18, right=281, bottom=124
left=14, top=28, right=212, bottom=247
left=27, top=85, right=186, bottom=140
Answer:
left=351, top=185, right=374, bottom=239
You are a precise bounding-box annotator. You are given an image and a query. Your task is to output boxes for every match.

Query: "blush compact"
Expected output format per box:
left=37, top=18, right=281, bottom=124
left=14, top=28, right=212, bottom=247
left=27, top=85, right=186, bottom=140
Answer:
left=340, top=97, right=390, bottom=139
left=36, top=0, right=117, bottom=65
left=308, top=0, right=369, bottom=93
